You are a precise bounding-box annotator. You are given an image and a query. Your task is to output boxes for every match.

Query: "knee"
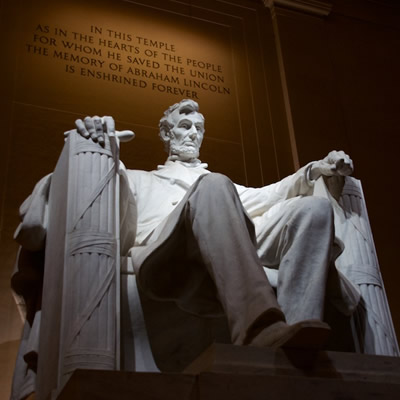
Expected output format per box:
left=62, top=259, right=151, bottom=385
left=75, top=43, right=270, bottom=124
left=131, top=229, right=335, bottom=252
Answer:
left=298, top=196, right=332, bottom=212
left=190, top=173, right=239, bottom=207
left=188, top=173, right=243, bottom=218
left=197, top=173, right=234, bottom=191
left=294, top=197, right=334, bottom=227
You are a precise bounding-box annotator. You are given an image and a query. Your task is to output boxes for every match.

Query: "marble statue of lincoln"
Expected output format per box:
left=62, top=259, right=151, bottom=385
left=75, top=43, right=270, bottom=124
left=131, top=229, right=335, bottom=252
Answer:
left=74, top=98, right=357, bottom=349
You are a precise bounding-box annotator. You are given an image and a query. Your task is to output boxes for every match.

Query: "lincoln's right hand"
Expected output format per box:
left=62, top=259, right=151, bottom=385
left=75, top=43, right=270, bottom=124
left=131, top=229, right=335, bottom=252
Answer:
left=74, top=116, right=135, bottom=145
left=75, top=116, right=115, bottom=145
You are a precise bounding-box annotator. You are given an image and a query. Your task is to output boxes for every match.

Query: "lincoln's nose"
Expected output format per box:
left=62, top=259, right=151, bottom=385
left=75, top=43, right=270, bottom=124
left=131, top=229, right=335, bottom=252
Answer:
left=188, top=125, right=198, bottom=139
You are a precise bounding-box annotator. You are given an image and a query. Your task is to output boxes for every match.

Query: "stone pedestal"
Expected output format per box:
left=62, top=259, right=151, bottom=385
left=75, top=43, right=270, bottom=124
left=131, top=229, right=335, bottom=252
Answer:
left=58, top=344, right=400, bottom=399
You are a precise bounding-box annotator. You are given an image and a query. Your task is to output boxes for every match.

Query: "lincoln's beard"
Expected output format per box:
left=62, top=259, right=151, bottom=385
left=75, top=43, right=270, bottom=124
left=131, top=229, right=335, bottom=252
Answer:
left=169, top=143, right=200, bottom=161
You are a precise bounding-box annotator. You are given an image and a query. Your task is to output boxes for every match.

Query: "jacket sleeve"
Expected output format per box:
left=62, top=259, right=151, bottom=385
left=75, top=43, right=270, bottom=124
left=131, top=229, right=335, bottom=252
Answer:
left=119, top=167, right=138, bottom=256
left=14, top=173, right=52, bottom=251
left=236, top=163, right=315, bottom=218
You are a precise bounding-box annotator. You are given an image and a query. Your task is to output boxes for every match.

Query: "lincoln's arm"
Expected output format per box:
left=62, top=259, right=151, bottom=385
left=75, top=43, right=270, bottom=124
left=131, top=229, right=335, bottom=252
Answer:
left=119, top=167, right=138, bottom=255
left=14, top=173, right=52, bottom=251
left=237, top=150, right=353, bottom=217
left=236, top=164, right=313, bottom=217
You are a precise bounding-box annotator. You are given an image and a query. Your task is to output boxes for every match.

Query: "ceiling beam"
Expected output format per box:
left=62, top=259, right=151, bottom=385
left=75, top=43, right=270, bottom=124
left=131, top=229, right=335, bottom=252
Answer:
left=263, top=0, right=333, bottom=17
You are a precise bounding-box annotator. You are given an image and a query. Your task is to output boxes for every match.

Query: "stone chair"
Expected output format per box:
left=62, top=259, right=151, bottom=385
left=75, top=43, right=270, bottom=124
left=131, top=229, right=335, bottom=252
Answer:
left=10, top=131, right=399, bottom=400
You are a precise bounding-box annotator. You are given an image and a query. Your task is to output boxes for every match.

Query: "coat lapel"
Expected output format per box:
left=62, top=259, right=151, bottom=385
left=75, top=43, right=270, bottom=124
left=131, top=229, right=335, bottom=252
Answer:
left=153, top=161, right=209, bottom=189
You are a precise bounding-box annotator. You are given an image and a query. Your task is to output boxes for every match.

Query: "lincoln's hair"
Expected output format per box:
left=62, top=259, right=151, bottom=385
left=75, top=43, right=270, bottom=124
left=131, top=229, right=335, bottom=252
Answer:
left=159, top=99, right=204, bottom=152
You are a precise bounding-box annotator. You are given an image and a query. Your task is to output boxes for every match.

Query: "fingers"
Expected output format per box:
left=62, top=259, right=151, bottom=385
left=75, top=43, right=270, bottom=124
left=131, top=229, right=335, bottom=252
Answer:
left=337, top=159, right=353, bottom=176
left=333, top=151, right=353, bottom=176
left=75, top=116, right=111, bottom=145
left=75, top=118, right=89, bottom=138
left=74, top=116, right=133, bottom=145
left=92, top=116, right=104, bottom=144
left=84, top=116, right=100, bottom=143
left=325, top=150, right=354, bottom=176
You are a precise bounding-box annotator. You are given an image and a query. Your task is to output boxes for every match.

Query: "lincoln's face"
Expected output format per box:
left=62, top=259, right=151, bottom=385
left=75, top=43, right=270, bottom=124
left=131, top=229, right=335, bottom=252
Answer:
left=168, top=110, right=205, bottom=161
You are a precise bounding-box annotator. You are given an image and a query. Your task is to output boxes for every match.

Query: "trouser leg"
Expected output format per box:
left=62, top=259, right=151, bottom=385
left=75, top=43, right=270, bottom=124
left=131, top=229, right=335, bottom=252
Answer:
left=256, top=196, right=335, bottom=324
left=185, top=173, right=284, bottom=345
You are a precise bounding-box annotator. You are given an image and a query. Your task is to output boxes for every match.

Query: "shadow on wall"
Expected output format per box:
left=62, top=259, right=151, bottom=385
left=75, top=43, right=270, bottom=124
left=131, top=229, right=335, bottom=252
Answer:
left=0, top=340, right=20, bottom=400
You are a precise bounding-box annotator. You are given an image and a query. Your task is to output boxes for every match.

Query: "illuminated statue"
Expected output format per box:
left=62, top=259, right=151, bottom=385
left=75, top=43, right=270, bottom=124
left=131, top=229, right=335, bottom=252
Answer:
left=11, top=100, right=398, bottom=400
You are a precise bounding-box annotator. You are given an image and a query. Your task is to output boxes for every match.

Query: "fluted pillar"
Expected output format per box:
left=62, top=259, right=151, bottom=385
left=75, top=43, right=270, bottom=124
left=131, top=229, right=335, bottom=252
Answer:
left=37, top=132, right=121, bottom=399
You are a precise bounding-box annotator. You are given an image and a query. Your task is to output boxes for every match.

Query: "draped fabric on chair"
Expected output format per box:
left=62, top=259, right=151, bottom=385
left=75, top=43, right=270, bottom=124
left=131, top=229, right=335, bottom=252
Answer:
left=314, top=177, right=399, bottom=356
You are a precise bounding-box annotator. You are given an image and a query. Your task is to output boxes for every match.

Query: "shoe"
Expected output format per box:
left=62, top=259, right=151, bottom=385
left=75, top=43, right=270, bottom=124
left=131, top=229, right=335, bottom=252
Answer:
left=248, top=320, right=331, bottom=350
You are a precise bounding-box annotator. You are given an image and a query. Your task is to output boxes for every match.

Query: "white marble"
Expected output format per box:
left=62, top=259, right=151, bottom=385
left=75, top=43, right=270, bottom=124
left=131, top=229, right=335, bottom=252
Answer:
left=10, top=100, right=399, bottom=400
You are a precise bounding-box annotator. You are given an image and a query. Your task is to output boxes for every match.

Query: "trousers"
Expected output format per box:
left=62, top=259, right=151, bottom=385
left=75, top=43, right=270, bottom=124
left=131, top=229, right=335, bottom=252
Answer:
left=183, top=173, right=335, bottom=344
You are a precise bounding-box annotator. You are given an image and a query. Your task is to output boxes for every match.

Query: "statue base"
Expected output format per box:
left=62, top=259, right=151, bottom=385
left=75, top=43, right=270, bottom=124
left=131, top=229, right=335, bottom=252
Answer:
left=58, top=344, right=400, bottom=399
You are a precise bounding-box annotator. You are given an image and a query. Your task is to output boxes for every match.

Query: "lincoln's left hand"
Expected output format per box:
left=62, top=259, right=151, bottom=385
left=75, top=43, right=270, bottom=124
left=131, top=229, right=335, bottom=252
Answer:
left=310, top=150, right=354, bottom=180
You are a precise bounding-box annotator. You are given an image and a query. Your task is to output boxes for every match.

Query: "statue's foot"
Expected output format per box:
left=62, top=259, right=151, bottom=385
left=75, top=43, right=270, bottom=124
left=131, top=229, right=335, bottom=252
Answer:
left=248, top=320, right=331, bottom=350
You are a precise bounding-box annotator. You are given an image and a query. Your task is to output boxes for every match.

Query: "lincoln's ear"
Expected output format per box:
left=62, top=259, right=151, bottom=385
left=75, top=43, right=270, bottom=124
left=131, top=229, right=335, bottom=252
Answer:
left=160, top=129, right=171, bottom=142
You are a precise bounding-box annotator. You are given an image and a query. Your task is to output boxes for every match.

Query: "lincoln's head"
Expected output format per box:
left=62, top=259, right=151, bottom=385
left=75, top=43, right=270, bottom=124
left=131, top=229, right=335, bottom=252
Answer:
left=159, top=99, right=205, bottom=162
